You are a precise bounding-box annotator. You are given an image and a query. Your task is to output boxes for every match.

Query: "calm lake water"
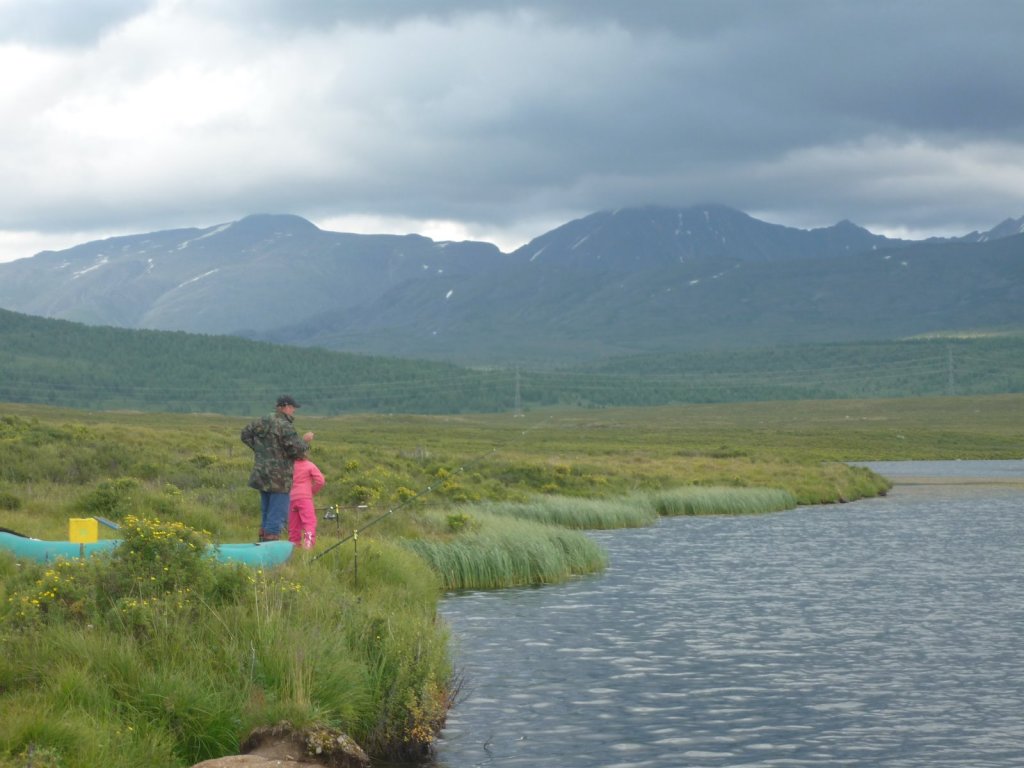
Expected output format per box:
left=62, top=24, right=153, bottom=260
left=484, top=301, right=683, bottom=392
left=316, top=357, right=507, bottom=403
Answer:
left=433, top=461, right=1024, bottom=768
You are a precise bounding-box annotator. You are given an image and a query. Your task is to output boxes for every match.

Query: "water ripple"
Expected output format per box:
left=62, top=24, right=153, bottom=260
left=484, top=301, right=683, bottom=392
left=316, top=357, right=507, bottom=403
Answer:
left=436, top=474, right=1024, bottom=768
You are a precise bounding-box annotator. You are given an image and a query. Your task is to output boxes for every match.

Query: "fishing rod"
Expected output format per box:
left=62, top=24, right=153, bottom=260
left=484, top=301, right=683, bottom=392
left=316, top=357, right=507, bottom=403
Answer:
left=311, top=414, right=553, bottom=567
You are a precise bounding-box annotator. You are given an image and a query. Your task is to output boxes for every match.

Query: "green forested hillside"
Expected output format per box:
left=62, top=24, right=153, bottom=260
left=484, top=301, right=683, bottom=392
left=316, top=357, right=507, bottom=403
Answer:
left=0, top=308, right=503, bottom=414
left=560, top=336, right=1024, bottom=403
left=2, top=308, right=1023, bottom=414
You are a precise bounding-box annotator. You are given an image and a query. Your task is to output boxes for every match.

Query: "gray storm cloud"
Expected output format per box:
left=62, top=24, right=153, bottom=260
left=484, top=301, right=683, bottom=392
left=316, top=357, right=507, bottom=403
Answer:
left=0, top=0, right=1022, bottom=260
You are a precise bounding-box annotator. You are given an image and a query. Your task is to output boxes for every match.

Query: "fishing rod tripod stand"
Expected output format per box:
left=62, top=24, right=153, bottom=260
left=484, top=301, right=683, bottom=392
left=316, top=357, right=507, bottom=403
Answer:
left=316, top=503, right=370, bottom=586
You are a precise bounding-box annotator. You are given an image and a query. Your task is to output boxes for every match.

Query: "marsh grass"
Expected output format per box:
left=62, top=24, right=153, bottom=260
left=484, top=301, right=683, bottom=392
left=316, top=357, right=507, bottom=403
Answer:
left=401, top=511, right=608, bottom=591
left=478, top=495, right=658, bottom=529
left=457, top=487, right=798, bottom=529
left=639, top=486, right=799, bottom=516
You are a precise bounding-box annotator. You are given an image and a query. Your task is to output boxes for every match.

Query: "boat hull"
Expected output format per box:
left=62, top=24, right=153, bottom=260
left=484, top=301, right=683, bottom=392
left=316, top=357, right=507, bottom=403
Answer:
left=0, top=532, right=294, bottom=567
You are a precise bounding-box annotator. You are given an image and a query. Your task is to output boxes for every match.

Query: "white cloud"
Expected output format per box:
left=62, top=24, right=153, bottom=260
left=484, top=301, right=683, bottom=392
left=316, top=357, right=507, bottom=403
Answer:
left=1, top=0, right=1023, bottom=263
left=0, top=228, right=116, bottom=264
left=313, top=213, right=550, bottom=253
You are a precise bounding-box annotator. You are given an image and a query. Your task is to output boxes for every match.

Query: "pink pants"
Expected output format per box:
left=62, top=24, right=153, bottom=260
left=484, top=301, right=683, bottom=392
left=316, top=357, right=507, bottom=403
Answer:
left=288, top=498, right=317, bottom=548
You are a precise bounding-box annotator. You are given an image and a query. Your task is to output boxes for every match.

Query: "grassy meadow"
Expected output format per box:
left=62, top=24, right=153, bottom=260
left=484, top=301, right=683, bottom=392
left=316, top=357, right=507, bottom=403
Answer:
left=1, top=393, right=1021, bottom=766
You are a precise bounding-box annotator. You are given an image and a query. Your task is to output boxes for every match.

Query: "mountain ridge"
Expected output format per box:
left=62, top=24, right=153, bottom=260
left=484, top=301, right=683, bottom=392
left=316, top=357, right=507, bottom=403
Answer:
left=0, top=205, right=1021, bottom=365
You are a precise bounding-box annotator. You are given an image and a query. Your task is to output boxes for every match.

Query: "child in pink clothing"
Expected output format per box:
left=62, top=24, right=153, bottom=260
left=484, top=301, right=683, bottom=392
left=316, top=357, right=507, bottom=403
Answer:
left=288, top=452, right=325, bottom=549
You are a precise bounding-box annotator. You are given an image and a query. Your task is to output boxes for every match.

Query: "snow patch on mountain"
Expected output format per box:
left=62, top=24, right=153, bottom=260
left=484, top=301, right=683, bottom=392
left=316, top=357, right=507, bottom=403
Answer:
left=73, top=256, right=108, bottom=279
left=195, top=223, right=232, bottom=241
left=177, top=223, right=232, bottom=250
left=177, top=269, right=220, bottom=289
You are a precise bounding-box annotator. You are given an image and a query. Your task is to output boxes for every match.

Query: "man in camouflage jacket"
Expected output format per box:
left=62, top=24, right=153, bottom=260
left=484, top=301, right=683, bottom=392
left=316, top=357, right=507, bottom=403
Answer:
left=241, top=394, right=314, bottom=541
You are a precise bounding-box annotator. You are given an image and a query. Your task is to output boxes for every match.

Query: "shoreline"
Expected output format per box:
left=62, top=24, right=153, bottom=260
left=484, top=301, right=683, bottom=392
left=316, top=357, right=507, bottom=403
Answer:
left=889, top=475, right=1024, bottom=486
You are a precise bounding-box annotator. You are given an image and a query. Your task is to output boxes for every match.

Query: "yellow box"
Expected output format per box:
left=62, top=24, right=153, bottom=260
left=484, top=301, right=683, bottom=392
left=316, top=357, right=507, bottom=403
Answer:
left=69, top=517, right=99, bottom=544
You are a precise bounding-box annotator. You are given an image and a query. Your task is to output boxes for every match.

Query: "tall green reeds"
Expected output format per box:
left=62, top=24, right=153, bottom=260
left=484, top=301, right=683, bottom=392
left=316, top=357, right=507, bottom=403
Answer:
left=479, top=495, right=659, bottom=529
left=639, top=486, right=798, bottom=516
left=401, top=512, right=608, bottom=591
left=465, top=487, right=798, bottom=529
left=401, top=488, right=800, bottom=591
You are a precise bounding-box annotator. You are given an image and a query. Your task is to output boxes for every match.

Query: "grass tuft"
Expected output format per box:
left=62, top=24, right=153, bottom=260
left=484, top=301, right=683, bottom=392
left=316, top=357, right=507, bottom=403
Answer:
left=478, top=495, right=658, bottom=529
left=401, top=511, right=607, bottom=590
left=638, top=486, right=799, bottom=516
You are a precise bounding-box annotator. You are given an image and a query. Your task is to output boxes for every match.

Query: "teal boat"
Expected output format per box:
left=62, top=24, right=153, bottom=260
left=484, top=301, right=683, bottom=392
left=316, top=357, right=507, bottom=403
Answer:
left=0, top=531, right=294, bottom=568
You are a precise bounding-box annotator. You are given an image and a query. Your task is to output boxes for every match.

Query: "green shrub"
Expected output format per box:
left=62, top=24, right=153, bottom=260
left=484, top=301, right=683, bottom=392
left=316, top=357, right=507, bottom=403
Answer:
left=75, top=478, right=141, bottom=519
left=446, top=512, right=472, bottom=532
left=189, top=454, right=218, bottom=469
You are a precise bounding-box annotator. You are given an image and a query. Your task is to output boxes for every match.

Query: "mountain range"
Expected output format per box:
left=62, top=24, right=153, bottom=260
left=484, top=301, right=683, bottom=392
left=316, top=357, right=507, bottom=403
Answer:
left=1, top=204, right=1021, bottom=365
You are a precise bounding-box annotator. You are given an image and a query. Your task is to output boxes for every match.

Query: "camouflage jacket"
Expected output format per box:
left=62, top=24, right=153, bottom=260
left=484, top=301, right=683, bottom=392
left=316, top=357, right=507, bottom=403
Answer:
left=240, top=411, right=309, bottom=493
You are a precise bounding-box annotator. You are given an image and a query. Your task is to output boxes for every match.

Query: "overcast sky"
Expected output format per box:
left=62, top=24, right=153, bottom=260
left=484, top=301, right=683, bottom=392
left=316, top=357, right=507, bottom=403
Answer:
left=2, top=0, right=1023, bottom=263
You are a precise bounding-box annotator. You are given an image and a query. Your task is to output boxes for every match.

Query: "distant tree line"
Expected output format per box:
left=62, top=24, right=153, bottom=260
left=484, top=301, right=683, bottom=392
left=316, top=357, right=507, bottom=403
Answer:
left=1, top=308, right=1023, bottom=414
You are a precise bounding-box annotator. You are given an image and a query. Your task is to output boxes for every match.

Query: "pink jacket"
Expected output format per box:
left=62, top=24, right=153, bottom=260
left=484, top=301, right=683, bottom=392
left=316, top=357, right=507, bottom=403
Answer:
left=291, top=458, right=325, bottom=501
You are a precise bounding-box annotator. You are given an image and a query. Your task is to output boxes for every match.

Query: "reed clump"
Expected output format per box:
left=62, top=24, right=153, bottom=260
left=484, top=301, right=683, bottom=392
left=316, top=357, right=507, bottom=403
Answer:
left=456, top=487, right=799, bottom=530
left=640, top=486, right=799, bottom=517
left=401, top=511, right=608, bottom=591
left=396, top=486, right=808, bottom=593
left=478, top=495, right=659, bottom=529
